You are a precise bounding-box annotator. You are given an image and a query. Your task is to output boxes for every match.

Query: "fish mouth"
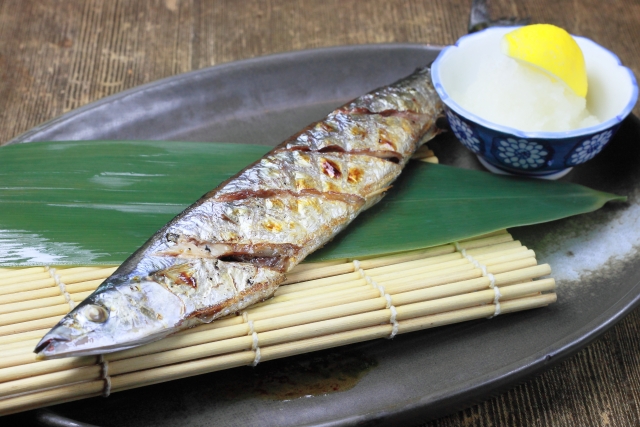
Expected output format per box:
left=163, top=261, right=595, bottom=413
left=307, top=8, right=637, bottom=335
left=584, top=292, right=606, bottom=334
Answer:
left=34, top=336, right=71, bottom=358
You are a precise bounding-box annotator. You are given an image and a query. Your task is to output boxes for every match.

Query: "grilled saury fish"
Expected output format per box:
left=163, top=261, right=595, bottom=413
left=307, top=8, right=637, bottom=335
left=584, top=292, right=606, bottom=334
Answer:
left=35, top=66, right=444, bottom=358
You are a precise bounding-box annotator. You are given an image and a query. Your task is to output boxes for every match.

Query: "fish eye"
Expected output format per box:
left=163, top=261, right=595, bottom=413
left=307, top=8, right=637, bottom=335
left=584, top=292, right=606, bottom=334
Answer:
left=81, top=304, right=109, bottom=323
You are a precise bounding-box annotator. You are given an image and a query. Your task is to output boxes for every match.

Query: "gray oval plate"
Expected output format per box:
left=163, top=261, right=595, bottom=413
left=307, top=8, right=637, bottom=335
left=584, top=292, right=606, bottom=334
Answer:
left=6, top=44, right=640, bottom=427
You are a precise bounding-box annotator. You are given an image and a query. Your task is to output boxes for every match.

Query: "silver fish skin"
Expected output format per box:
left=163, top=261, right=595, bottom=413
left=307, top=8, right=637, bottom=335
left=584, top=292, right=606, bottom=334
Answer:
left=34, top=66, right=444, bottom=359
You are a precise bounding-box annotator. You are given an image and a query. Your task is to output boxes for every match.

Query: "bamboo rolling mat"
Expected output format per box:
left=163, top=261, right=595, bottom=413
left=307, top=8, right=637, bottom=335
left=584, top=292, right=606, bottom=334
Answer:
left=0, top=229, right=556, bottom=416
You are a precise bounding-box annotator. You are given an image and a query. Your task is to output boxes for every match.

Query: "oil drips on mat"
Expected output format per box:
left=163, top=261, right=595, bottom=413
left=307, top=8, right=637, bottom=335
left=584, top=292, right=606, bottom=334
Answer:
left=46, top=349, right=379, bottom=426
left=218, top=350, right=378, bottom=401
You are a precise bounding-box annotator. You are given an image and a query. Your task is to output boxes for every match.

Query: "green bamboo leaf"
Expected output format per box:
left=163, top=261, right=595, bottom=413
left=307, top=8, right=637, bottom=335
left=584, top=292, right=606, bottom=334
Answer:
left=0, top=141, right=624, bottom=266
left=0, top=141, right=269, bottom=265
left=307, top=161, right=625, bottom=261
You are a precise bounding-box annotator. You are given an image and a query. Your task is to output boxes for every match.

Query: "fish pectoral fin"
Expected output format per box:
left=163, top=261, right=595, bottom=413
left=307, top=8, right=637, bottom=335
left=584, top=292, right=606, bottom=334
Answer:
left=157, top=235, right=301, bottom=272
left=155, top=242, right=232, bottom=258
left=366, top=186, right=391, bottom=198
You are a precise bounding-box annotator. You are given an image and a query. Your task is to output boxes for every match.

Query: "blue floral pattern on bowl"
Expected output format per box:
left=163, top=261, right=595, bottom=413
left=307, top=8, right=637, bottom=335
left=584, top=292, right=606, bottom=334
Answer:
left=446, top=110, right=483, bottom=154
left=492, top=138, right=552, bottom=170
left=565, top=130, right=613, bottom=166
left=441, top=104, right=627, bottom=179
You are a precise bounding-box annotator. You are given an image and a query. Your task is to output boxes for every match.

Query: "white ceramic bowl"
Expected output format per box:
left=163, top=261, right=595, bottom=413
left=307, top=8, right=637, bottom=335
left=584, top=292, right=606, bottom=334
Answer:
left=431, top=26, right=638, bottom=179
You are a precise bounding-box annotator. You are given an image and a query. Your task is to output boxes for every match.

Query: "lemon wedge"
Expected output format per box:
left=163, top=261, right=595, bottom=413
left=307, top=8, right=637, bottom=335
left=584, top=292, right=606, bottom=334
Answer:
left=502, top=24, right=588, bottom=97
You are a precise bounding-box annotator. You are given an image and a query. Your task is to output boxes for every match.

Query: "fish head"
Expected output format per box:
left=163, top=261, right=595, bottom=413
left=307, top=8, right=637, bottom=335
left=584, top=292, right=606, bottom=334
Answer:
left=35, top=276, right=184, bottom=359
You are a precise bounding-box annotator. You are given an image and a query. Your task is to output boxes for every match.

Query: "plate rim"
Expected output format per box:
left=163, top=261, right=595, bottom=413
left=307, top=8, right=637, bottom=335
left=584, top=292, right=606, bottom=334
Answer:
left=7, top=42, right=445, bottom=146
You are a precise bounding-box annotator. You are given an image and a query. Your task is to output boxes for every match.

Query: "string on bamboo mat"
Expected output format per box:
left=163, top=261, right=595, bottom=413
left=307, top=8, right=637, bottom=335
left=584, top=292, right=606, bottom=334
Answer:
left=454, top=241, right=501, bottom=318
left=98, top=355, right=111, bottom=398
left=352, top=259, right=399, bottom=339
left=242, top=312, right=261, bottom=367
left=46, top=268, right=75, bottom=311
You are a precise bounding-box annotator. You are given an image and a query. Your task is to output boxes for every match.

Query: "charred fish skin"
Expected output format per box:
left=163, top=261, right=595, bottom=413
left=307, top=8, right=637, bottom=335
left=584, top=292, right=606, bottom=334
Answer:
left=35, top=66, right=444, bottom=359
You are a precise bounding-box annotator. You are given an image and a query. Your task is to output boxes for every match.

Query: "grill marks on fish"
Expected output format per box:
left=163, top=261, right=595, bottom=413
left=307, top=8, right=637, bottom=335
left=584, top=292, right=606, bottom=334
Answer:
left=150, top=259, right=283, bottom=324
left=280, top=111, right=428, bottom=161
left=35, top=67, right=444, bottom=358
left=152, top=68, right=442, bottom=312
left=183, top=273, right=276, bottom=323
left=213, top=188, right=364, bottom=206
left=218, top=152, right=401, bottom=202
left=319, top=157, right=342, bottom=179
left=157, top=192, right=360, bottom=273
left=153, top=153, right=401, bottom=304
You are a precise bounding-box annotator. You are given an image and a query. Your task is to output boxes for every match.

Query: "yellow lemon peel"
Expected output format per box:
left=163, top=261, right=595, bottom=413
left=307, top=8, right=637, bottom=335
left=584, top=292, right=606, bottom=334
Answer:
left=502, top=24, right=588, bottom=98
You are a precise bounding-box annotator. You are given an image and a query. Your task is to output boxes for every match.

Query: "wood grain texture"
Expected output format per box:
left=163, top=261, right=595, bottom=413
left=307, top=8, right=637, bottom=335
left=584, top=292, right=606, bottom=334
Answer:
left=2, top=0, right=639, bottom=146
left=1, top=1, right=639, bottom=426
left=424, top=309, right=640, bottom=427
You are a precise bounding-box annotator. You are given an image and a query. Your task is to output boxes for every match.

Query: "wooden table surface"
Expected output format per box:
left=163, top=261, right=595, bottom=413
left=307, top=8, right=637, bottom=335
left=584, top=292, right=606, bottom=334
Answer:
left=2, top=1, right=640, bottom=426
